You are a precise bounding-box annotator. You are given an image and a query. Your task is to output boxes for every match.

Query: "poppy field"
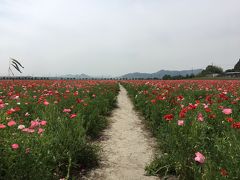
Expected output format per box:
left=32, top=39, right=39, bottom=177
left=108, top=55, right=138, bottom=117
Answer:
left=123, top=80, right=240, bottom=179
left=0, top=80, right=119, bottom=179
left=1, top=79, right=240, bottom=179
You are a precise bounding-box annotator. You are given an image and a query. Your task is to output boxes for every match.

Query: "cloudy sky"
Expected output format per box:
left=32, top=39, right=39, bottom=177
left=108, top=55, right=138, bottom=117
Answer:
left=0, top=0, right=239, bottom=76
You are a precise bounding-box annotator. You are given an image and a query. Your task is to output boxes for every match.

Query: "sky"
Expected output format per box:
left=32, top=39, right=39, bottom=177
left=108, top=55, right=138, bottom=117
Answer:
left=0, top=0, right=239, bottom=76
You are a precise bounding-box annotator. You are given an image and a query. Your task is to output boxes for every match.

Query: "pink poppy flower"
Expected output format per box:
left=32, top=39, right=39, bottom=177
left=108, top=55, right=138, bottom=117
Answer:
left=8, top=120, right=16, bottom=127
left=0, top=124, right=6, bottom=129
left=18, top=125, right=25, bottom=130
left=22, top=128, right=35, bottom=133
left=11, top=144, right=19, bottom=150
left=0, top=104, right=5, bottom=109
left=30, top=120, right=39, bottom=129
left=178, top=120, right=184, bottom=126
left=63, top=109, right=71, bottom=113
left=222, top=108, right=232, bottom=115
left=203, top=104, right=207, bottom=108
left=194, top=152, right=205, bottom=164
left=43, top=100, right=49, bottom=106
left=40, top=120, right=47, bottom=126
left=28, top=129, right=35, bottom=133
left=197, top=113, right=204, bottom=122
left=38, top=128, right=44, bottom=134
left=70, top=114, right=77, bottom=119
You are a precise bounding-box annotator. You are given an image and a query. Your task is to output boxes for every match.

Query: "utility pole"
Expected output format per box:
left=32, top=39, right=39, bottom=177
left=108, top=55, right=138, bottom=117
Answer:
left=212, top=62, right=214, bottom=78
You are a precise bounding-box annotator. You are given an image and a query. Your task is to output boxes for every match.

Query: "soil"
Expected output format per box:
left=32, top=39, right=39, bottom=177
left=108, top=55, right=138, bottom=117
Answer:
left=84, top=85, right=158, bottom=180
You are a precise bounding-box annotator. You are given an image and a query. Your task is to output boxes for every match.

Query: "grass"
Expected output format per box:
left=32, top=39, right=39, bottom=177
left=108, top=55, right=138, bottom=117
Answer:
left=123, top=80, right=240, bottom=179
left=0, top=80, right=119, bottom=179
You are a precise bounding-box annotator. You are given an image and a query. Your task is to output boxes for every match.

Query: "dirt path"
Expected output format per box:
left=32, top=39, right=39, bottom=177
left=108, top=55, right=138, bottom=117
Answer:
left=85, top=85, right=158, bottom=180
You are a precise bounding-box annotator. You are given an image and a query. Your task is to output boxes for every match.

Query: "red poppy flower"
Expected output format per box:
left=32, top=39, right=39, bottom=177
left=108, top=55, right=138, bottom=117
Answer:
left=220, top=168, right=228, bottom=176
left=164, top=114, right=174, bottom=121
left=70, top=114, right=77, bottom=119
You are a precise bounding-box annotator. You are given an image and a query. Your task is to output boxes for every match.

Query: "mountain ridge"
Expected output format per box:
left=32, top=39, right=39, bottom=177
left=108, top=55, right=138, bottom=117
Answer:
left=59, top=69, right=203, bottom=79
left=61, top=73, right=91, bottom=79
left=121, top=69, right=202, bottom=79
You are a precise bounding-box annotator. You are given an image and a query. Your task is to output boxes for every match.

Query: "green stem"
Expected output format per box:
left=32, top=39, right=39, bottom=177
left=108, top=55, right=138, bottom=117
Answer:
left=65, top=153, right=72, bottom=180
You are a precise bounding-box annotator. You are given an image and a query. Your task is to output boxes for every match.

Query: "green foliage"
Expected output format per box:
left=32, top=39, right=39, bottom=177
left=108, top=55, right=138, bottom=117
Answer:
left=162, top=75, right=172, bottom=80
left=200, top=65, right=223, bottom=76
left=225, top=69, right=235, bottom=73
left=0, top=81, right=119, bottom=179
left=123, top=81, right=240, bottom=179
left=162, top=74, right=195, bottom=80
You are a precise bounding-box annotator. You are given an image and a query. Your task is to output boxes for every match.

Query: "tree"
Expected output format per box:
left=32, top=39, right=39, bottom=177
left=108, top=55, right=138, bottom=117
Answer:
left=200, top=65, right=223, bottom=76
left=162, top=75, right=172, bottom=80
left=189, top=73, right=195, bottom=78
left=225, top=69, right=235, bottom=73
left=234, top=59, right=240, bottom=71
left=205, top=65, right=223, bottom=74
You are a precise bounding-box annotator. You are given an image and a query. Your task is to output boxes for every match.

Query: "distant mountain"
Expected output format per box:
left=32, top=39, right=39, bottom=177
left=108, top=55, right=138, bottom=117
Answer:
left=58, top=69, right=202, bottom=79
left=61, top=74, right=91, bottom=79
left=152, top=69, right=202, bottom=78
left=121, top=72, right=152, bottom=79
left=121, top=69, right=202, bottom=79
